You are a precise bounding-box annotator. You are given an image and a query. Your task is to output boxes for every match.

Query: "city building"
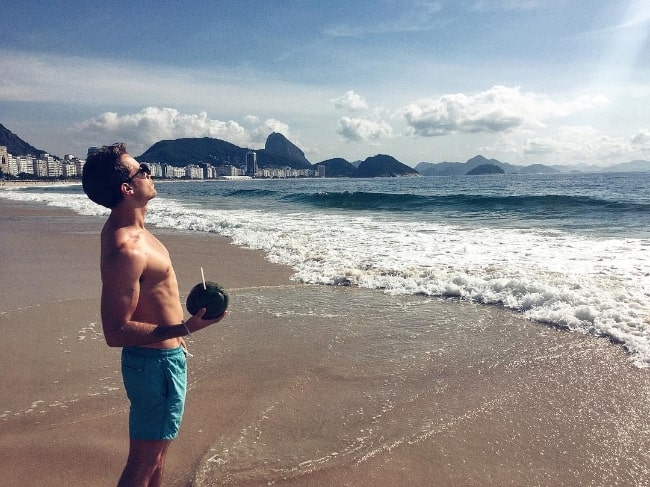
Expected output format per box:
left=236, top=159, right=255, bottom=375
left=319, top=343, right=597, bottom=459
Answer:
left=185, top=165, right=204, bottom=179
left=245, top=151, right=258, bottom=176
left=0, top=146, right=8, bottom=175
left=1, top=145, right=318, bottom=181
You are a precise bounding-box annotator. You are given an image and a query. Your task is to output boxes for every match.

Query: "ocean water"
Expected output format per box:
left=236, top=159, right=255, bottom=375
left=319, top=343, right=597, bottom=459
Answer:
left=2, top=172, right=650, bottom=367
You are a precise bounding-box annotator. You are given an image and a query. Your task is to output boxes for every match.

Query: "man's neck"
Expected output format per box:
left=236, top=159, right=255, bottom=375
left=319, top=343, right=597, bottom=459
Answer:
left=108, top=203, right=147, bottom=229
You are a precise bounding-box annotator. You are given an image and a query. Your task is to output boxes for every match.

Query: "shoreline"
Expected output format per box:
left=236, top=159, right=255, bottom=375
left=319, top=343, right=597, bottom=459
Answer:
left=0, top=179, right=81, bottom=187
left=1, top=198, right=650, bottom=486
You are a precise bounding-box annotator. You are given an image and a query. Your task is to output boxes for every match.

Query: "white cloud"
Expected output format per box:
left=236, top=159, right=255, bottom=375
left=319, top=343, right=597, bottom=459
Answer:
left=250, top=118, right=292, bottom=144
left=0, top=46, right=642, bottom=166
left=72, top=107, right=251, bottom=154
left=401, top=85, right=609, bottom=137
left=0, top=49, right=329, bottom=117
left=337, top=117, right=393, bottom=142
left=631, top=128, right=650, bottom=148
left=331, top=91, right=369, bottom=112
left=71, top=108, right=303, bottom=155
left=521, top=138, right=557, bottom=155
left=521, top=126, right=638, bottom=162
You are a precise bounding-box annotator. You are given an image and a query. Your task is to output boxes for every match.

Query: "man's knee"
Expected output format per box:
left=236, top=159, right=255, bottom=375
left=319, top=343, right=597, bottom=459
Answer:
left=127, top=441, right=171, bottom=472
left=129, top=439, right=171, bottom=459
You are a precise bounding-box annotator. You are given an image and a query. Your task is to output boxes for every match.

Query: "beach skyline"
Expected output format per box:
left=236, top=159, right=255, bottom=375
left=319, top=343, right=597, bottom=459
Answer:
left=1, top=1, right=649, bottom=167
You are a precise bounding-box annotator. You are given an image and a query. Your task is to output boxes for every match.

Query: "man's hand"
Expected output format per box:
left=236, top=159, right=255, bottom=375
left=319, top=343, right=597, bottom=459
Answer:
left=184, top=307, right=228, bottom=334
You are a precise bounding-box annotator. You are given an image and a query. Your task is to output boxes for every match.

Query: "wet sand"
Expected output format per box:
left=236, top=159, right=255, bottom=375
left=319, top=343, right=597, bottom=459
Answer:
left=1, top=198, right=649, bottom=486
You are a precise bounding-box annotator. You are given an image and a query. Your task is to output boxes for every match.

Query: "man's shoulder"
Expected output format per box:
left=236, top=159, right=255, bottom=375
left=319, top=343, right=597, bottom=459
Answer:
left=101, top=224, right=148, bottom=261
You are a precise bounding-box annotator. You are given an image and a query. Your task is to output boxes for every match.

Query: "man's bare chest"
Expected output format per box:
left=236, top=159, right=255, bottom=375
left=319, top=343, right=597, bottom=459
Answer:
left=141, top=234, right=175, bottom=286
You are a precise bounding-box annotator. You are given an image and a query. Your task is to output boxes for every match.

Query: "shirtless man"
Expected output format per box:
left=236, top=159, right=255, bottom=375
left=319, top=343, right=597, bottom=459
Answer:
left=82, top=143, right=226, bottom=487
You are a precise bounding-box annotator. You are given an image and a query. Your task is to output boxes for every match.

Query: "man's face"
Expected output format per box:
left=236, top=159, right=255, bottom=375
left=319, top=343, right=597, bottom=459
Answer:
left=121, top=154, right=156, bottom=200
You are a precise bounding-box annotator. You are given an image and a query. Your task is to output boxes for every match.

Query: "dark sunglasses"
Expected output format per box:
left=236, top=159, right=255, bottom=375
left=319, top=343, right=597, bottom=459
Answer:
left=126, top=163, right=151, bottom=182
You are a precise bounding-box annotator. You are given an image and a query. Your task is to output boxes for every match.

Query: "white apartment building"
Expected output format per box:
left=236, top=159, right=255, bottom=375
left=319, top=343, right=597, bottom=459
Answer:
left=62, top=161, right=77, bottom=178
left=0, top=147, right=89, bottom=178
left=185, top=165, right=204, bottom=179
left=170, top=166, right=186, bottom=178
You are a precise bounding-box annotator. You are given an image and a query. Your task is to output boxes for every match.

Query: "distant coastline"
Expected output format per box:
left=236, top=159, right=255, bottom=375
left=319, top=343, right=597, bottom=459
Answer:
left=0, top=179, right=78, bottom=187
left=3, top=121, right=650, bottom=179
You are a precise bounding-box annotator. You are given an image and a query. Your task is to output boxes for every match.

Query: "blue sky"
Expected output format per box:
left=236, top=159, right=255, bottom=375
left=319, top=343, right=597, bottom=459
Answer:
left=1, top=0, right=649, bottom=167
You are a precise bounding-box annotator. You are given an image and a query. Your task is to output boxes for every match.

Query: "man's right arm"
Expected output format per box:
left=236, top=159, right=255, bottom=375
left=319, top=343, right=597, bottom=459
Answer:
left=100, top=241, right=226, bottom=347
left=100, top=246, right=180, bottom=347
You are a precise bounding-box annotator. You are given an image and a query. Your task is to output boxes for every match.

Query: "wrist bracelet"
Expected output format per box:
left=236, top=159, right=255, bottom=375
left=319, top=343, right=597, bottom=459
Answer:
left=182, top=322, right=191, bottom=336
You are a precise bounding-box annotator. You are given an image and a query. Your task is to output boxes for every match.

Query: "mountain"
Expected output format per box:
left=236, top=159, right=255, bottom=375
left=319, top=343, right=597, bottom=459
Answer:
left=415, top=161, right=467, bottom=176
left=5, top=121, right=650, bottom=176
left=516, top=164, right=559, bottom=174
left=265, top=132, right=311, bottom=166
left=416, top=155, right=561, bottom=176
left=607, top=160, right=650, bottom=172
left=314, top=155, right=418, bottom=178
left=137, top=136, right=426, bottom=175
left=256, top=149, right=312, bottom=170
left=315, top=158, right=357, bottom=177
left=466, top=155, right=503, bottom=169
left=416, top=155, right=650, bottom=175
left=354, top=154, right=419, bottom=178
left=138, top=135, right=312, bottom=169
left=0, top=123, right=51, bottom=157
left=551, top=162, right=608, bottom=173
left=139, top=137, right=247, bottom=165
left=466, top=164, right=505, bottom=175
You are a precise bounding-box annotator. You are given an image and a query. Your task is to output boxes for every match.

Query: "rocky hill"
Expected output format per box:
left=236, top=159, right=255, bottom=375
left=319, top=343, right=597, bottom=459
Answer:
left=0, top=123, right=50, bottom=157
left=316, top=158, right=357, bottom=177
left=138, top=136, right=311, bottom=170
left=355, top=154, right=419, bottom=178
left=466, top=164, right=505, bottom=175
left=139, top=137, right=247, bottom=165
left=415, top=155, right=650, bottom=175
left=607, top=160, right=650, bottom=172
left=265, top=132, right=311, bottom=166
left=255, top=150, right=311, bottom=170
left=416, top=155, right=563, bottom=176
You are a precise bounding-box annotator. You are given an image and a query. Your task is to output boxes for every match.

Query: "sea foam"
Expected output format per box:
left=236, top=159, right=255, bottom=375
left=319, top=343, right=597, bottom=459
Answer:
left=143, top=197, right=650, bottom=366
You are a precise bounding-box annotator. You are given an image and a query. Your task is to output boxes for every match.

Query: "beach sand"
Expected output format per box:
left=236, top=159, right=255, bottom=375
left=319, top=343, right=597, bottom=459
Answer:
left=0, top=200, right=296, bottom=486
left=1, top=198, right=649, bottom=486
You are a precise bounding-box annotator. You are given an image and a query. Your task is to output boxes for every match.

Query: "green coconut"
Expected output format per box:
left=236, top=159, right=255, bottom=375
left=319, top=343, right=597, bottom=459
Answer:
left=186, top=281, right=229, bottom=319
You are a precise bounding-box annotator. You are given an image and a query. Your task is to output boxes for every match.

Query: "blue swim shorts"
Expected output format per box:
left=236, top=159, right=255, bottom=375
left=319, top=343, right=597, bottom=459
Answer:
left=121, top=346, right=187, bottom=440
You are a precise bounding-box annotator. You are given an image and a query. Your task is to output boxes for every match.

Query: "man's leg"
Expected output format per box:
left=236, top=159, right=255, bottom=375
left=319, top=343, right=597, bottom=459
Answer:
left=117, top=439, right=172, bottom=487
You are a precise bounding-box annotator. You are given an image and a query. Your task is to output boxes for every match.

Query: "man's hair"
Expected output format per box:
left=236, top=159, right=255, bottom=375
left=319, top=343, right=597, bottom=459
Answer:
left=82, top=143, right=130, bottom=208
